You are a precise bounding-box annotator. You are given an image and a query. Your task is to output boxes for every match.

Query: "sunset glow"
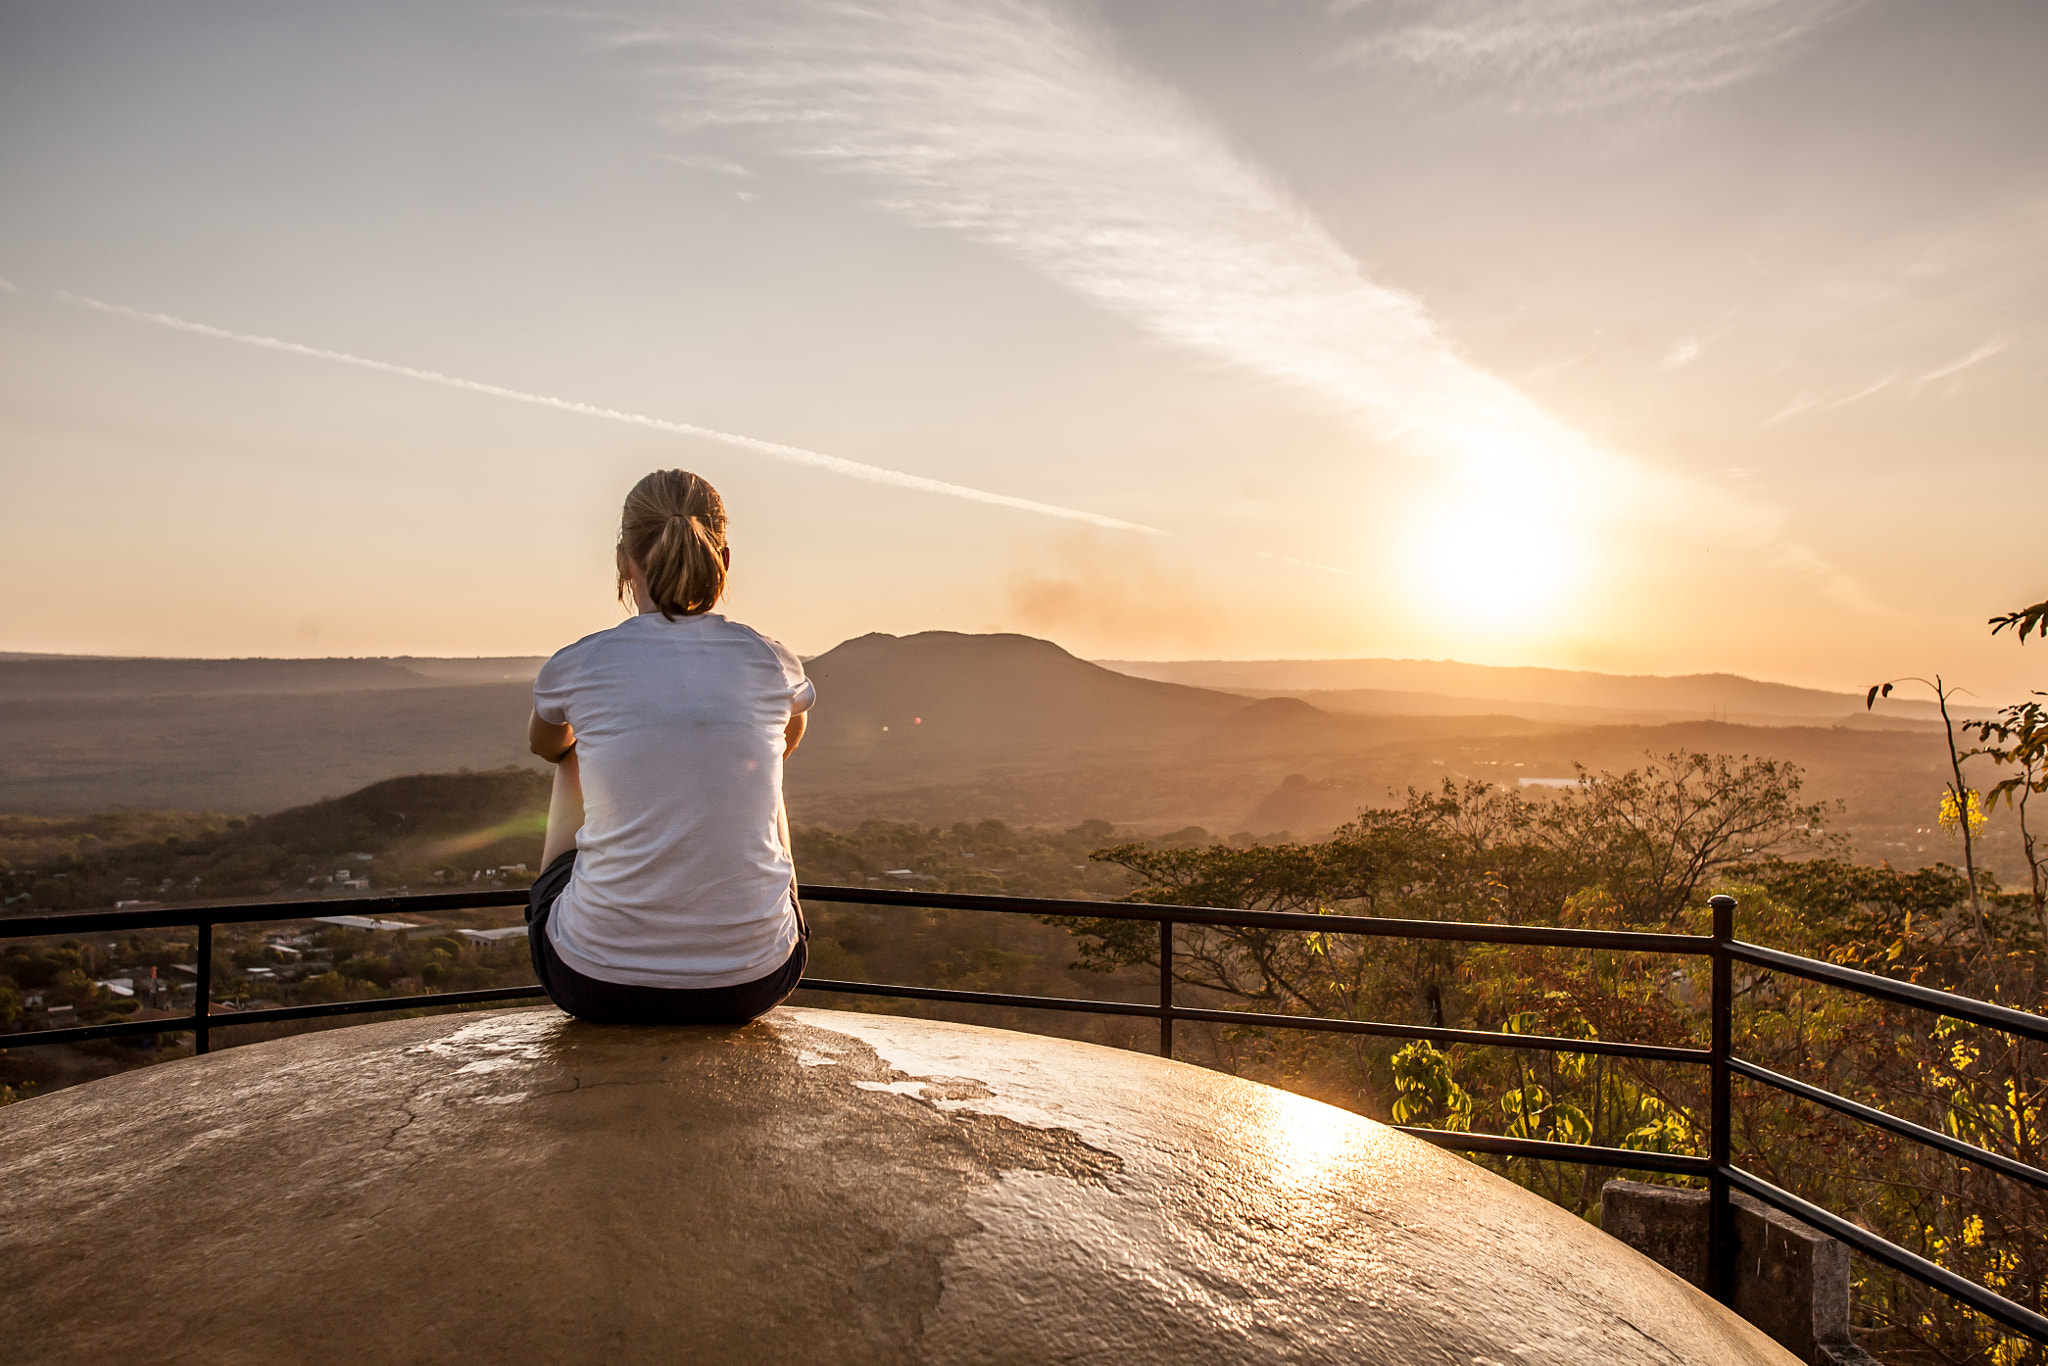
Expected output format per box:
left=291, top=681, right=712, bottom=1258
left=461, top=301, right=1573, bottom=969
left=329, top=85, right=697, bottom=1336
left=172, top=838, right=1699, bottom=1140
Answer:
left=1400, top=496, right=1586, bottom=630
left=1, top=1, right=2041, bottom=696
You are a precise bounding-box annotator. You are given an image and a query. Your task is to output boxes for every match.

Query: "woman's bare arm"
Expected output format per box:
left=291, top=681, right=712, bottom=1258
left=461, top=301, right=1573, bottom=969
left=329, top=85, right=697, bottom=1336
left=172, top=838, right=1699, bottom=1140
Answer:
left=540, top=748, right=584, bottom=867
left=529, top=710, right=576, bottom=763
left=783, top=711, right=807, bottom=758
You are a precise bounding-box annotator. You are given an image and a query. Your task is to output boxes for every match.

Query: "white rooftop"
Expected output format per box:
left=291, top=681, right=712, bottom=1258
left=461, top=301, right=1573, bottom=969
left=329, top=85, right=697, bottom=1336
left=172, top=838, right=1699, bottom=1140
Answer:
left=313, top=915, right=419, bottom=932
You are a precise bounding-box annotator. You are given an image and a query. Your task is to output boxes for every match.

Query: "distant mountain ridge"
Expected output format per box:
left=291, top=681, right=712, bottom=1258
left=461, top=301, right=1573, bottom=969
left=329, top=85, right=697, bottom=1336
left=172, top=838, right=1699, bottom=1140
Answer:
left=1, top=647, right=1931, bottom=719
left=1095, top=657, right=1954, bottom=724
left=0, top=655, right=543, bottom=700
left=1, top=633, right=2001, bottom=881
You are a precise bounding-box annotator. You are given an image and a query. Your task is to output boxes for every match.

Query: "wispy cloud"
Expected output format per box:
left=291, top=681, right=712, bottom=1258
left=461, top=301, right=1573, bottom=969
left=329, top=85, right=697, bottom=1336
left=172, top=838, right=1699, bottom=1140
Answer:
left=661, top=151, right=755, bottom=178
left=1007, top=531, right=1229, bottom=653
left=1326, top=0, right=1863, bottom=115
left=1913, top=339, right=2005, bottom=387
left=1519, top=344, right=1600, bottom=383
left=1762, top=371, right=1897, bottom=426
left=595, top=0, right=1871, bottom=607
left=1763, top=338, right=2008, bottom=424
left=58, top=291, right=1158, bottom=534
left=1656, top=337, right=1703, bottom=371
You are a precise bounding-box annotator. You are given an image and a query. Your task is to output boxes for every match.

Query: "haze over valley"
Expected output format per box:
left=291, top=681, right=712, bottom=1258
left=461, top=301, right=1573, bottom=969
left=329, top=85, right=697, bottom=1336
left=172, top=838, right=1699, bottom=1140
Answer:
left=1, top=634, right=2022, bottom=889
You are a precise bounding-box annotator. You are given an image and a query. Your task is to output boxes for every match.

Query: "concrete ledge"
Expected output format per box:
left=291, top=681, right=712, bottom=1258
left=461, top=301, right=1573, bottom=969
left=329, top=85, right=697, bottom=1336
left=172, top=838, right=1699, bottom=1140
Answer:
left=1603, top=1179, right=1875, bottom=1365
left=2, top=1008, right=1804, bottom=1365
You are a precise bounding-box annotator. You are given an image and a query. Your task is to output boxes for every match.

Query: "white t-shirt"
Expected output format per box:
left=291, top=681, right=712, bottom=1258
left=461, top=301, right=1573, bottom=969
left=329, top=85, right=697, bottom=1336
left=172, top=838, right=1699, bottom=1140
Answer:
left=531, top=611, right=816, bottom=989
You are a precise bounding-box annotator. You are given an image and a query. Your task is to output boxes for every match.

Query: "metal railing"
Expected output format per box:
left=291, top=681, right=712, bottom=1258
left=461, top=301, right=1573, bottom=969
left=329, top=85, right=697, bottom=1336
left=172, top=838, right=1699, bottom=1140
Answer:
left=3, top=887, right=2044, bottom=1342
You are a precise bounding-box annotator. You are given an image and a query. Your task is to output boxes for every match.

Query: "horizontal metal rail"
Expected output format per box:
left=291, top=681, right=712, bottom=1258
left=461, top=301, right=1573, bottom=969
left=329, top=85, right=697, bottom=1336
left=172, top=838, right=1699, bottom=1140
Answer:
left=1729, top=939, right=2048, bottom=1044
left=1399, top=1127, right=1713, bottom=1177
left=799, top=883, right=1716, bottom=954
left=7, top=976, right=1698, bottom=1061
left=1725, top=1166, right=2048, bottom=1344
left=4, top=886, right=1715, bottom=955
left=1166, top=1003, right=1705, bottom=1063
left=797, top=977, right=1164, bottom=1020
left=0, top=986, right=551, bottom=1049
left=0, top=889, right=528, bottom=939
left=1, top=1013, right=213, bottom=1050
left=5, top=883, right=2043, bottom=1342
left=796, top=979, right=1708, bottom=1063
left=196, top=985, right=550, bottom=1030
left=1732, top=1057, right=2048, bottom=1194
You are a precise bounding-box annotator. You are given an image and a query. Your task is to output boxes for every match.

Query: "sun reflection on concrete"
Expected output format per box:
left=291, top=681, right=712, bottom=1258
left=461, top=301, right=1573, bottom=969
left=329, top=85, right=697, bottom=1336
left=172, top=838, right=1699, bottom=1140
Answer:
left=1243, top=1087, right=1371, bottom=1192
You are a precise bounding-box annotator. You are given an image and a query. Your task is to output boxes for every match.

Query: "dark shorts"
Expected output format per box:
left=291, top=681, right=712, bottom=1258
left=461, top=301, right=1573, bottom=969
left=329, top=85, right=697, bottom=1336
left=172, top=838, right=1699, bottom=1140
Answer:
left=525, top=849, right=808, bottom=1026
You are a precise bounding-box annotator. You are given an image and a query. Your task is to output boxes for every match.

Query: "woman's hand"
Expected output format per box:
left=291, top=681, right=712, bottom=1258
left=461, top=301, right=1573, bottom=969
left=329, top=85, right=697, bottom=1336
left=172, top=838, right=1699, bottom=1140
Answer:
left=529, top=710, right=576, bottom=763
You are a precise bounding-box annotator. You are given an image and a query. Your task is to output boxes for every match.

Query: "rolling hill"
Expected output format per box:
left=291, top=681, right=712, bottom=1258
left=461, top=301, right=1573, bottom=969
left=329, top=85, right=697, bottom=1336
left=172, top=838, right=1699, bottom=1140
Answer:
left=785, top=633, right=1560, bottom=831
left=0, top=636, right=2013, bottom=877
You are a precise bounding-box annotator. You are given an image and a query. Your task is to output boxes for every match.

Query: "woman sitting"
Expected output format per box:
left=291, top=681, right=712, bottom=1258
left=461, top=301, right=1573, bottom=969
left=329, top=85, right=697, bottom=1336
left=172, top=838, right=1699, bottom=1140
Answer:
left=524, top=469, right=814, bottom=1026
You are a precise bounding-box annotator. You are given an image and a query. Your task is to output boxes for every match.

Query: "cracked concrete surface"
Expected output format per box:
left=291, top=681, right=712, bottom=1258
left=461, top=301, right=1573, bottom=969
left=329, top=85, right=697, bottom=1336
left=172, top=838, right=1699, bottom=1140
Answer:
left=0, top=1007, right=1796, bottom=1365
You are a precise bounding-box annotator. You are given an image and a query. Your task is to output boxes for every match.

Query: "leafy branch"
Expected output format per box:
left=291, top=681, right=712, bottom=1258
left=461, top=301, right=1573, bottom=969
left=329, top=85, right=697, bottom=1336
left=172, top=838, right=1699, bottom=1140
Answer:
left=1988, top=598, right=2048, bottom=644
left=1866, top=675, right=1989, bottom=943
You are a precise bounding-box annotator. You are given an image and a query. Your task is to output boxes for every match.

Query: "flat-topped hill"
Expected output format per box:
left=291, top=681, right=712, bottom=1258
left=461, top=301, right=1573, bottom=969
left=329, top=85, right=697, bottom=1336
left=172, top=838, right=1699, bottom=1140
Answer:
left=787, top=632, right=1548, bottom=829
left=804, top=630, right=1246, bottom=747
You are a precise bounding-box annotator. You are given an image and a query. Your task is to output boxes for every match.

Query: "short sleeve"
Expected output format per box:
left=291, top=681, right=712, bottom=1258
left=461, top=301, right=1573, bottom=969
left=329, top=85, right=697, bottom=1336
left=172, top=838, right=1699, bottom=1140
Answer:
left=763, top=635, right=815, bottom=714
left=532, top=647, right=574, bottom=726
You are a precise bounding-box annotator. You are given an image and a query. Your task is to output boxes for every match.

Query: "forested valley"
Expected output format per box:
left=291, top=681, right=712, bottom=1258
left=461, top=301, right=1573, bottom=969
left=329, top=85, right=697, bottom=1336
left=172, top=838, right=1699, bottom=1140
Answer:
left=6, top=597, right=2045, bottom=1364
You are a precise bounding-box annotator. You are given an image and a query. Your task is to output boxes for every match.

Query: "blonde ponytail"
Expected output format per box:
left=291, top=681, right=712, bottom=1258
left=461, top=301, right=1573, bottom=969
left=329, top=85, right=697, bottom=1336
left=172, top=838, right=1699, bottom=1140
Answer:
left=618, top=470, right=728, bottom=618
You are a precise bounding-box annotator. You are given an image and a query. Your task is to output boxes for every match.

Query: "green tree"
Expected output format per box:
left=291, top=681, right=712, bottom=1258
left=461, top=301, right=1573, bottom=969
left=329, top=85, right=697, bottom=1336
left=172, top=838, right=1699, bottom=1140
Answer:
left=1390, top=1041, right=1471, bottom=1130
left=1966, top=595, right=2048, bottom=938
left=1539, top=751, right=1835, bottom=928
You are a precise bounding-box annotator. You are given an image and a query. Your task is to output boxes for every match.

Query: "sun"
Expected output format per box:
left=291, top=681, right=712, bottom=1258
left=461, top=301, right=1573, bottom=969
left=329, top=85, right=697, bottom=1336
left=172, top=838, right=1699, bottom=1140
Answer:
left=1396, top=492, right=1586, bottom=630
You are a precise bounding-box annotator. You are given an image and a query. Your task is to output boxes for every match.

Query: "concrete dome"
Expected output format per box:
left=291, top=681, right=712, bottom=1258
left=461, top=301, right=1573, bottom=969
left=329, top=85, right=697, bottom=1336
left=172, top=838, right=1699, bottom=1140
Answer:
left=2, top=1007, right=1793, bottom=1365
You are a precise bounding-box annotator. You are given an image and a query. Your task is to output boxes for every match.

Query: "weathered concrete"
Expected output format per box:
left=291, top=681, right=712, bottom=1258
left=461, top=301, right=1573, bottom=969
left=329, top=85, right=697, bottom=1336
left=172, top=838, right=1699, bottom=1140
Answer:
left=3, top=1007, right=1800, bottom=1365
left=1603, top=1178, right=1713, bottom=1286
left=1603, top=1179, right=1858, bottom=1364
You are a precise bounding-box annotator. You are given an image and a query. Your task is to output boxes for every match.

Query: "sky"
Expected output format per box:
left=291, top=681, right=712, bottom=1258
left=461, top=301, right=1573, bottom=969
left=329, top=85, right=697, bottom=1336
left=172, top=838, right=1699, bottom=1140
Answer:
left=1, top=0, right=2043, bottom=697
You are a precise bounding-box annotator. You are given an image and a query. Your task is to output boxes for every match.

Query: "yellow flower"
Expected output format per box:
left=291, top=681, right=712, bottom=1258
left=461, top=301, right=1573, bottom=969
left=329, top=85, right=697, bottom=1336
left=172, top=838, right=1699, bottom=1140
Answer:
left=1938, top=788, right=1988, bottom=836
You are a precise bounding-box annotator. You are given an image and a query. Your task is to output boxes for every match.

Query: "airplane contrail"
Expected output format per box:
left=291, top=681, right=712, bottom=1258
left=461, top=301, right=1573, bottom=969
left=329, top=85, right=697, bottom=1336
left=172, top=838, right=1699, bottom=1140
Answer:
left=57, top=291, right=1163, bottom=536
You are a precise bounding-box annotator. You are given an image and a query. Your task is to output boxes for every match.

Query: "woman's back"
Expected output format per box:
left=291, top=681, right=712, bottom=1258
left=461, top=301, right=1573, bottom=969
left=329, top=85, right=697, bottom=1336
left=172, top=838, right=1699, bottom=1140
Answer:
left=532, top=606, right=812, bottom=989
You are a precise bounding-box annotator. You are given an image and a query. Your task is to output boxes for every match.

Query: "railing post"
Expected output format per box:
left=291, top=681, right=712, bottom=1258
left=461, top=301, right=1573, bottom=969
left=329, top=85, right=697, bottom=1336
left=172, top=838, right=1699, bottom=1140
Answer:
left=195, top=921, right=213, bottom=1056
left=1158, top=917, right=1174, bottom=1059
left=1707, top=893, right=1735, bottom=1302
